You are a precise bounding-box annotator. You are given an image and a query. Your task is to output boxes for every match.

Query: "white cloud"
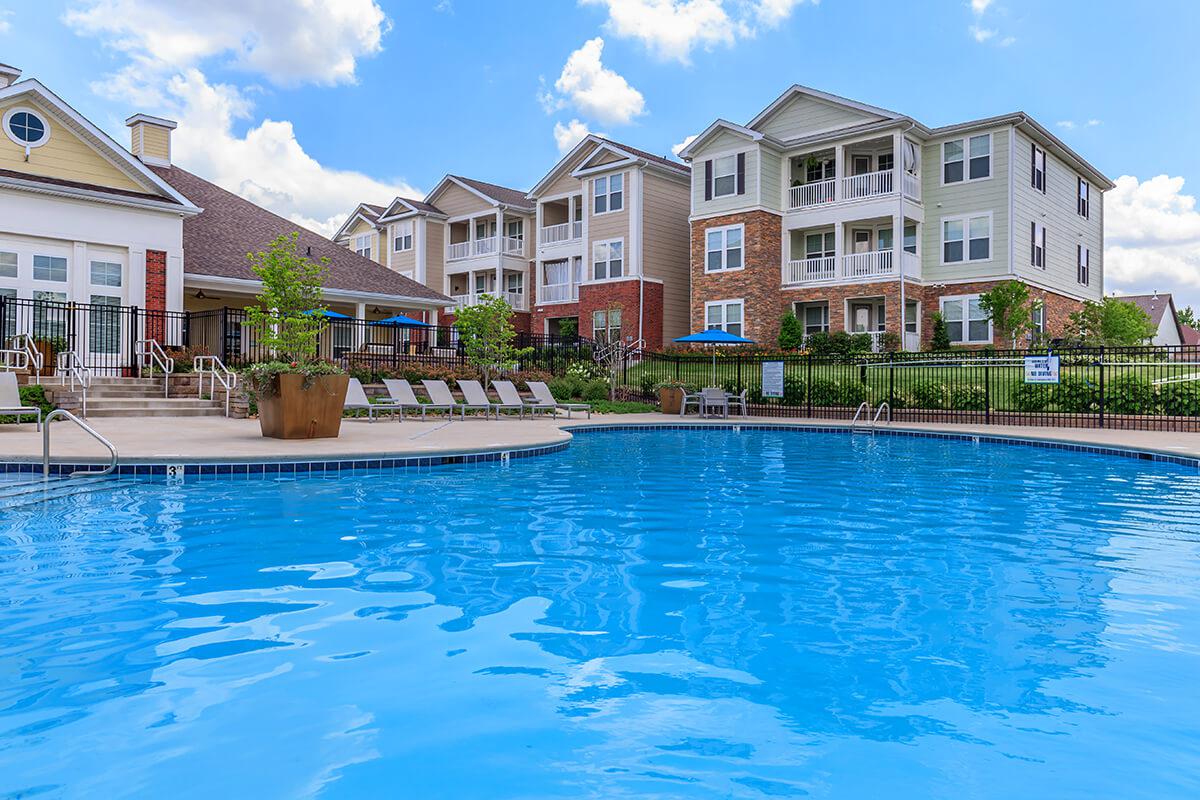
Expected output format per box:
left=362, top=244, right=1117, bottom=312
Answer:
left=164, top=70, right=419, bottom=237
left=1087, top=119, right=1102, bottom=127
left=671, top=134, right=697, bottom=157
left=546, top=38, right=645, bottom=126
left=1057, top=119, right=1102, bottom=132
left=970, top=0, right=994, bottom=12
left=1057, top=120, right=1076, bottom=130
left=580, top=0, right=811, bottom=64
left=553, top=119, right=596, bottom=154
left=0, top=10, right=11, bottom=34
left=969, top=24, right=996, bottom=43
left=1105, top=175, right=1200, bottom=307
left=967, top=0, right=1013, bottom=46
left=63, top=0, right=389, bottom=88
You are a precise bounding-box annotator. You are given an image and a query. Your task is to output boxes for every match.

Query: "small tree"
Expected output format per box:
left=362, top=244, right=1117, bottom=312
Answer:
left=244, top=232, right=330, bottom=365
left=557, top=317, right=579, bottom=340
left=979, top=280, right=1033, bottom=349
left=1069, top=298, right=1157, bottom=346
left=453, top=293, right=533, bottom=387
left=1177, top=306, right=1196, bottom=328
left=930, top=312, right=951, bottom=351
left=778, top=312, right=804, bottom=350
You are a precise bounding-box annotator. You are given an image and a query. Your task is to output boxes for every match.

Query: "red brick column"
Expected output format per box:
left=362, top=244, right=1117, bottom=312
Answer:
left=144, top=249, right=167, bottom=342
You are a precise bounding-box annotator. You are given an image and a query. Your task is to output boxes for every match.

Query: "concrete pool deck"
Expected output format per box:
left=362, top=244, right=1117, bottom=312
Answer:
left=3, top=413, right=1200, bottom=466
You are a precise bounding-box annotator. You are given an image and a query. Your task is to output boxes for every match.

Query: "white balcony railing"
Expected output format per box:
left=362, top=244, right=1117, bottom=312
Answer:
left=788, top=178, right=835, bottom=210
left=475, top=236, right=497, bottom=256
left=448, top=290, right=527, bottom=311
left=785, top=256, right=836, bottom=284
left=502, top=236, right=524, bottom=255
left=902, top=171, right=921, bottom=201
left=447, top=241, right=472, bottom=260
left=539, top=283, right=579, bottom=303
left=843, top=250, right=895, bottom=279
left=540, top=222, right=583, bottom=245
left=501, top=290, right=526, bottom=310
left=842, top=169, right=894, bottom=201
left=448, top=235, right=526, bottom=260
left=902, top=249, right=921, bottom=279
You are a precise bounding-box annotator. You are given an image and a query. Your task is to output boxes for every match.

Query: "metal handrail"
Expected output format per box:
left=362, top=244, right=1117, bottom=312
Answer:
left=872, top=402, right=891, bottom=425
left=850, top=401, right=870, bottom=428
left=7, top=334, right=41, bottom=379
left=56, top=351, right=92, bottom=418
left=0, top=348, right=29, bottom=371
left=43, top=409, right=118, bottom=478
left=193, top=354, right=238, bottom=417
left=136, top=338, right=175, bottom=398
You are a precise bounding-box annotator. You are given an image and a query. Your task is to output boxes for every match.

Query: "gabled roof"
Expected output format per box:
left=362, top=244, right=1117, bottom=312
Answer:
left=675, top=119, right=769, bottom=161
left=1118, top=293, right=1182, bottom=338
left=331, top=202, right=387, bottom=243
left=1183, top=324, right=1200, bottom=346
left=379, top=195, right=446, bottom=222
left=747, top=84, right=903, bottom=130
left=151, top=166, right=451, bottom=306
left=0, top=78, right=199, bottom=212
left=428, top=174, right=533, bottom=211
left=528, top=134, right=689, bottom=198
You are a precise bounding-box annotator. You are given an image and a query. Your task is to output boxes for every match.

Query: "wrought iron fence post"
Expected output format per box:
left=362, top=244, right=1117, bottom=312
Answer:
left=737, top=355, right=743, bottom=392
left=806, top=353, right=813, bottom=417
left=984, top=362, right=991, bottom=424
left=888, top=357, right=895, bottom=410
left=129, top=305, right=140, bottom=376
left=1098, top=346, right=1105, bottom=428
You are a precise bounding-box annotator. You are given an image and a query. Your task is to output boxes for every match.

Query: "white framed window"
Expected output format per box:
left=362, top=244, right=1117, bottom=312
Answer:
left=353, top=233, right=372, bottom=258
left=1078, top=178, right=1090, bottom=219
left=393, top=220, right=413, bottom=252
left=1078, top=245, right=1090, bottom=285
left=877, top=228, right=893, bottom=252
left=593, top=173, right=624, bottom=214
left=904, top=301, right=919, bottom=335
left=3, top=107, right=50, bottom=149
left=505, top=272, right=523, bottom=294
left=713, top=154, right=738, bottom=197
left=705, top=299, right=744, bottom=337
left=795, top=302, right=829, bottom=335
left=1030, top=301, right=1045, bottom=335
left=506, top=219, right=524, bottom=240
left=0, top=251, right=16, bottom=279
left=903, top=224, right=917, bottom=255
left=592, top=239, right=624, bottom=280
left=592, top=308, right=622, bottom=343
left=32, top=290, right=68, bottom=341
left=806, top=158, right=835, bottom=183
left=805, top=231, right=835, bottom=259
left=90, top=260, right=122, bottom=287
left=0, top=288, right=15, bottom=339
left=1031, top=222, right=1047, bottom=269
left=33, top=254, right=67, bottom=282
left=941, top=214, right=991, bottom=264
left=89, top=295, right=122, bottom=354
left=943, top=133, right=991, bottom=183
left=705, top=224, right=744, bottom=272
left=878, top=152, right=894, bottom=173
left=940, top=295, right=991, bottom=344
left=1031, top=144, right=1046, bottom=193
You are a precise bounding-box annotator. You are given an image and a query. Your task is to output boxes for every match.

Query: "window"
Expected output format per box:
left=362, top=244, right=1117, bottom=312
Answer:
left=0, top=288, right=14, bottom=339
left=705, top=225, right=743, bottom=272
left=904, top=302, right=919, bottom=335
left=852, top=155, right=872, bottom=175
left=903, top=224, right=917, bottom=255
left=943, top=134, right=990, bottom=183
left=1078, top=245, right=1090, bottom=285
left=806, top=158, right=834, bottom=183
left=505, top=272, right=523, bottom=295
left=705, top=300, right=743, bottom=337
left=1031, top=144, right=1046, bottom=193
left=32, top=290, right=68, bottom=341
left=942, top=214, right=991, bottom=263
left=1031, top=223, right=1047, bottom=269
left=393, top=220, right=413, bottom=252
left=878, top=153, right=894, bottom=173
left=941, top=295, right=990, bottom=344
left=1078, top=179, right=1090, bottom=219
left=506, top=219, right=524, bottom=241
left=1030, top=302, right=1045, bottom=335
left=0, top=251, right=15, bottom=279
left=796, top=302, right=828, bottom=335
left=592, top=308, right=622, bottom=343
left=593, top=173, right=623, bottom=214
left=877, top=228, right=893, bottom=252
left=805, top=232, right=835, bottom=259
left=4, top=108, right=49, bottom=147
left=713, top=155, right=737, bottom=197
left=353, top=234, right=371, bottom=258
left=33, top=255, right=67, bottom=282
left=90, top=260, right=122, bottom=287
left=592, top=240, right=624, bottom=280
left=89, top=295, right=122, bottom=354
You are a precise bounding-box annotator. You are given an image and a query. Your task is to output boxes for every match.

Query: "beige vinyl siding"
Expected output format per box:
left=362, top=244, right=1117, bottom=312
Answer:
left=540, top=143, right=595, bottom=198
left=586, top=172, right=629, bottom=276
left=641, top=171, right=692, bottom=340
left=756, top=95, right=883, bottom=141
left=589, top=149, right=624, bottom=167
left=921, top=126, right=1010, bottom=282
left=430, top=181, right=493, bottom=218
left=424, top=219, right=445, bottom=296
left=690, top=142, right=760, bottom=218
left=391, top=225, right=417, bottom=274
left=139, top=124, right=170, bottom=162
left=0, top=98, right=148, bottom=193
left=758, top=147, right=783, bottom=213
left=1011, top=128, right=1103, bottom=301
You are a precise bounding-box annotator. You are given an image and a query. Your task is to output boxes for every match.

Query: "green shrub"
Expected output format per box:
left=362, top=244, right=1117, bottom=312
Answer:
left=1104, top=374, right=1156, bottom=415
left=547, top=377, right=580, bottom=401
left=590, top=400, right=656, bottom=414
left=1009, top=382, right=1052, bottom=412
left=778, top=312, right=804, bottom=350
left=783, top=376, right=806, bottom=406
left=930, top=312, right=951, bottom=351
left=809, top=378, right=866, bottom=406
left=840, top=379, right=868, bottom=407
left=1055, top=375, right=1100, bottom=413
left=911, top=379, right=950, bottom=409
left=1159, top=383, right=1200, bottom=416
left=950, top=384, right=988, bottom=411
left=581, top=379, right=610, bottom=401
left=566, top=361, right=605, bottom=381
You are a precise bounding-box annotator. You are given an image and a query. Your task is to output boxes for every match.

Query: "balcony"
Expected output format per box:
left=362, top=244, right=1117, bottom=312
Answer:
left=539, top=221, right=583, bottom=246
left=449, top=290, right=527, bottom=312
left=539, top=282, right=579, bottom=303
left=446, top=236, right=526, bottom=261
left=788, top=169, right=920, bottom=211
left=784, top=251, right=898, bottom=286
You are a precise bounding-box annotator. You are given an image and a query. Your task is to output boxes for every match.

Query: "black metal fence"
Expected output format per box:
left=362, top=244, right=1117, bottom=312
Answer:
left=620, top=347, right=1200, bottom=431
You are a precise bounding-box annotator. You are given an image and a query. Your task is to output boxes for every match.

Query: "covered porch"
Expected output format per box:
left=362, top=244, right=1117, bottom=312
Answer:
left=446, top=211, right=526, bottom=261
left=786, top=133, right=922, bottom=210
left=447, top=268, right=528, bottom=312
left=537, top=195, right=584, bottom=246
left=784, top=215, right=921, bottom=286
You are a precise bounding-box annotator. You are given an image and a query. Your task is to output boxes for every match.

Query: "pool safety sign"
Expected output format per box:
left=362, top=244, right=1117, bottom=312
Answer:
left=762, top=361, right=785, bottom=398
left=1023, top=355, right=1061, bottom=384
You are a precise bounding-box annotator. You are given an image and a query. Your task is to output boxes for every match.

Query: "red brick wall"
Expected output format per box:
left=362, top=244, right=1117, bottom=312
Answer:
left=438, top=310, right=531, bottom=334
left=917, top=280, right=1085, bottom=347
left=144, top=249, right=167, bottom=342
left=578, top=278, right=664, bottom=351
left=689, top=211, right=782, bottom=343
left=532, top=301, right=580, bottom=336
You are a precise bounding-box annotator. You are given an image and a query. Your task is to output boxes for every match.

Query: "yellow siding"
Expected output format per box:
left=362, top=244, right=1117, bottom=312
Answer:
left=139, top=123, right=171, bottom=162
left=587, top=173, right=629, bottom=249
left=0, top=98, right=147, bottom=193
left=541, top=143, right=596, bottom=198
left=425, top=219, right=445, bottom=295
left=641, top=171, right=692, bottom=341
left=429, top=181, right=493, bottom=218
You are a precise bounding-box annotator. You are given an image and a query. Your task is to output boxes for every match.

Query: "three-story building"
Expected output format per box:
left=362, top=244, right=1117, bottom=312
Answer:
left=679, top=85, right=1113, bottom=350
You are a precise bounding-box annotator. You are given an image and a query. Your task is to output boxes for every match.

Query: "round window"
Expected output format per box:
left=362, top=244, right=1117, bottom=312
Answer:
left=3, top=107, right=50, bottom=148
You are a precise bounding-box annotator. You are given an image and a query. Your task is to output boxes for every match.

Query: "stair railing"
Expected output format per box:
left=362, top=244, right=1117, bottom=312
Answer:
left=56, top=351, right=93, bottom=418
left=193, top=354, right=238, bottom=417
left=7, top=334, right=41, bottom=380
left=136, top=338, right=175, bottom=398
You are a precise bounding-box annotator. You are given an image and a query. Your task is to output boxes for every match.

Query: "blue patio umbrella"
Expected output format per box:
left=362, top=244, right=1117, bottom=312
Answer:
left=371, top=314, right=431, bottom=327
left=673, top=328, right=756, bottom=386
left=302, top=309, right=351, bottom=318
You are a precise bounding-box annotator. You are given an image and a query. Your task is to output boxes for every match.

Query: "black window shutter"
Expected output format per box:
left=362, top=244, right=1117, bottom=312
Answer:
left=704, top=160, right=712, bottom=201
left=1031, top=142, right=1037, bottom=188
left=1043, top=228, right=1047, bottom=266
left=1031, top=222, right=1037, bottom=266
left=736, top=152, right=745, bottom=195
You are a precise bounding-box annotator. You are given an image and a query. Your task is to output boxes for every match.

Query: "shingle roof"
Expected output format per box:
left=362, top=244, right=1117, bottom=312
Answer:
left=595, top=137, right=690, bottom=174
left=362, top=203, right=385, bottom=218
left=448, top=175, right=533, bottom=210
left=1182, top=324, right=1200, bottom=346
left=150, top=166, right=451, bottom=304
left=1118, top=293, right=1176, bottom=327
left=387, top=196, right=443, bottom=216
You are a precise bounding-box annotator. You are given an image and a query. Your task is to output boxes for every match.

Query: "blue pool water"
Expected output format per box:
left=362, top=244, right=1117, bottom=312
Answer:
left=2, top=429, right=1200, bottom=798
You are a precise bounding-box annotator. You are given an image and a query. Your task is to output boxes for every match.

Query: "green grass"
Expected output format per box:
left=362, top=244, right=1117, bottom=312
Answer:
left=590, top=400, right=656, bottom=414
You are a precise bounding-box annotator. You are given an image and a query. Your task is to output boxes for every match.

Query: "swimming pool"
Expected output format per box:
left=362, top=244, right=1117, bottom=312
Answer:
left=2, top=427, right=1200, bottom=798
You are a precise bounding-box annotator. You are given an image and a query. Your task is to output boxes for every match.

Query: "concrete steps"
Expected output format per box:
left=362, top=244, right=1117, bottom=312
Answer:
left=38, top=375, right=226, bottom=418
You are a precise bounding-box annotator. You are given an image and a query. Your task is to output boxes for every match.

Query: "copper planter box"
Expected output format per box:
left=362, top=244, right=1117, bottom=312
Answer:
left=257, top=373, right=349, bottom=439
left=659, top=387, right=684, bottom=415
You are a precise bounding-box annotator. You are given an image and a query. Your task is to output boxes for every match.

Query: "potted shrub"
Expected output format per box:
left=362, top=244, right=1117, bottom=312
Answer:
left=655, top=380, right=690, bottom=414
left=242, top=232, right=349, bottom=439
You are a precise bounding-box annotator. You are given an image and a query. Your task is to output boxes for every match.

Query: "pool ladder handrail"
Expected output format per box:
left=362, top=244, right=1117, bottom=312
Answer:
left=43, top=409, right=118, bottom=479
left=872, top=402, right=891, bottom=426
left=136, top=338, right=175, bottom=398
left=194, top=354, right=237, bottom=417
left=56, top=350, right=92, bottom=418
left=850, top=401, right=871, bottom=432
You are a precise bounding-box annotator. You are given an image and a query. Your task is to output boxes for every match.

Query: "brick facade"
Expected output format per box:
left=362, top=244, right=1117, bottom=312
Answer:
left=690, top=211, right=783, bottom=343
left=144, top=249, right=168, bottom=342
left=917, top=280, right=1085, bottom=347
left=532, top=300, right=580, bottom=336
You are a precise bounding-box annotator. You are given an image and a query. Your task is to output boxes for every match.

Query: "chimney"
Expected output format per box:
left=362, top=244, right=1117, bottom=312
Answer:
left=124, top=113, right=177, bottom=167
left=0, top=63, right=20, bottom=89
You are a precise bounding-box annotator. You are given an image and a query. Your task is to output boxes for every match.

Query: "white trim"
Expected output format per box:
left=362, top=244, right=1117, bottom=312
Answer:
left=331, top=204, right=382, bottom=242
left=590, top=237, right=625, bottom=281
left=939, top=132, right=993, bottom=187
left=703, top=223, right=745, bottom=274
left=703, top=298, right=746, bottom=336
left=689, top=205, right=780, bottom=223
left=182, top=273, right=449, bottom=308
left=123, top=113, right=177, bottom=130
left=0, top=174, right=200, bottom=215
left=1008, top=124, right=1016, bottom=275
left=631, top=168, right=642, bottom=277
left=939, top=211, right=993, bottom=266
left=591, top=171, right=625, bottom=216
left=3, top=105, right=50, bottom=148
left=677, top=119, right=764, bottom=160
left=711, top=153, right=739, bottom=199
left=747, top=85, right=902, bottom=131
left=938, top=293, right=992, bottom=345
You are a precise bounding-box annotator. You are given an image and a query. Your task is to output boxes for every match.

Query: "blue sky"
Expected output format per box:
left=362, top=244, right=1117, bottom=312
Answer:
left=2, top=0, right=1199, bottom=306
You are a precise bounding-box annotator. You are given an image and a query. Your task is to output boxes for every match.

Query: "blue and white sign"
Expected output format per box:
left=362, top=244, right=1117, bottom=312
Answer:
left=1023, top=355, right=1060, bottom=384
left=762, top=361, right=785, bottom=398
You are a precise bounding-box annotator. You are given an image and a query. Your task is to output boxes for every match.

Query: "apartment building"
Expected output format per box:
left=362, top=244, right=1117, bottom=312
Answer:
left=679, top=85, right=1114, bottom=350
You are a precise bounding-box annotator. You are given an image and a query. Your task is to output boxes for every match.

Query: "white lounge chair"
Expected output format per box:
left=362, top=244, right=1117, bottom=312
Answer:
left=0, top=372, right=42, bottom=430
left=344, top=377, right=402, bottom=422
left=459, top=379, right=523, bottom=419
left=526, top=380, right=590, bottom=418
left=421, top=379, right=477, bottom=420
left=494, top=380, right=555, bottom=418
left=382, top=378, right=454, bottom=420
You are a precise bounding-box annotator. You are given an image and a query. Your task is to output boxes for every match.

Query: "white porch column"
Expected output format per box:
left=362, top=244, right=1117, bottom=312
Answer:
left=834, top=144, right=845, bottom=201
left=494, top=208, right=504, bottom=299
left=833, top=222, right=844, bottom=281
left=893, top=131, right=904, bottom=196
left=894, top=208, right=905, bottom=348
left=535, top=202, right=543, bottom=247
left=354, top=302, right=366, bottom=348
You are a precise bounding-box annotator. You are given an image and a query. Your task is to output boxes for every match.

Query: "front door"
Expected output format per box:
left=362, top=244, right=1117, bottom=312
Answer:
left=852, top=155, right=872, bottom=176
left=852, top=229, right=872, bottom=254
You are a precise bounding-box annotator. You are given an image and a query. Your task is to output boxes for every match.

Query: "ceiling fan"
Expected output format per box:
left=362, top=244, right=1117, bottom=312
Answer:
left=193, top=289, right=222, bottom=300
